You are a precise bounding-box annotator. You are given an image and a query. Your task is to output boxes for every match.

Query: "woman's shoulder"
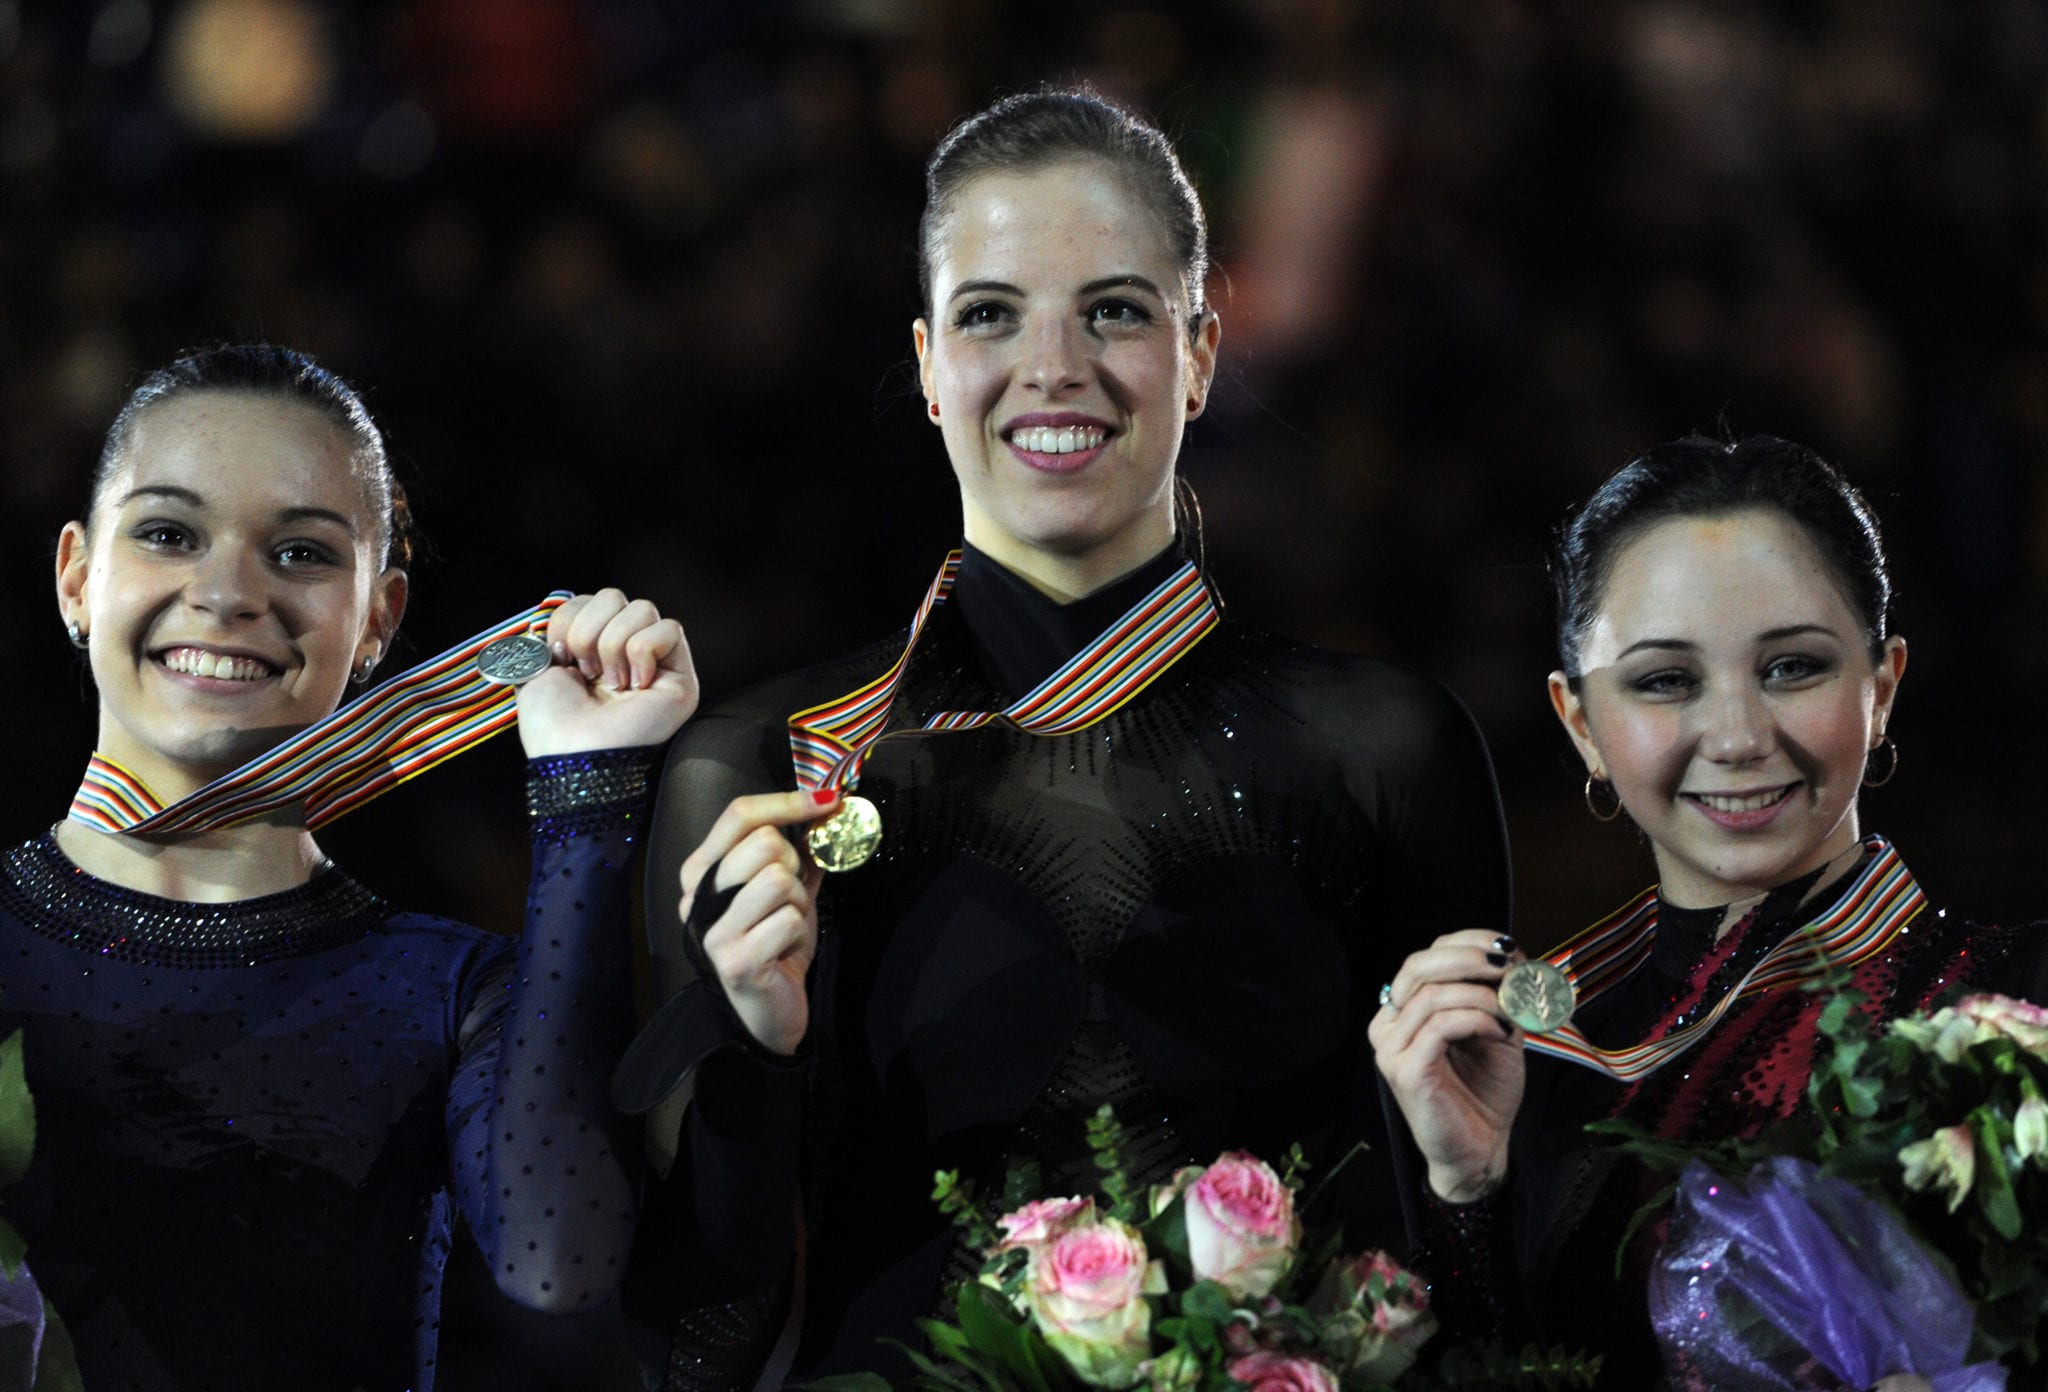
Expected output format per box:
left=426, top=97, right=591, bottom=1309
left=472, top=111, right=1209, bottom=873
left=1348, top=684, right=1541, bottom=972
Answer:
left=1212, top=624, right=1488, bottom=751
left=1877, top=865, right=2048, bottom=1007
left=684, top=632, right=912, bottom=740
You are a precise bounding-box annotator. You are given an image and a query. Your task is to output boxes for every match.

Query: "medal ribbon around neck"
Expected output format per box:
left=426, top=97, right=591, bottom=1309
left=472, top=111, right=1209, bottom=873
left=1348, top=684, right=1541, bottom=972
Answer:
left=788, top=549, right=1220, bottom=797
left=67, top=593, right=569, bottom=835
left=1521, top=835, right=1925, bottom=1082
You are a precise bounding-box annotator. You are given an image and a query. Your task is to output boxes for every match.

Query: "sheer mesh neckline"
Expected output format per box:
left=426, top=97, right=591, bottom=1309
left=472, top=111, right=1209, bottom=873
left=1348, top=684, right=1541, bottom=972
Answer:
left=1, top=833, right=385, bottom=969
left=952, top=540, right=1187, bottom=702
left=1649, top=858, right=1857, bottom=977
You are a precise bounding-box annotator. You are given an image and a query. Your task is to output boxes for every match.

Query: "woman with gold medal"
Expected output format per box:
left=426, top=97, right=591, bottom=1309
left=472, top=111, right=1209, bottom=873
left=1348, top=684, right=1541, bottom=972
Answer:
left=1370, top=436, right=2048, bottom=1387
left=617, top=88, right=1511, bottom=1388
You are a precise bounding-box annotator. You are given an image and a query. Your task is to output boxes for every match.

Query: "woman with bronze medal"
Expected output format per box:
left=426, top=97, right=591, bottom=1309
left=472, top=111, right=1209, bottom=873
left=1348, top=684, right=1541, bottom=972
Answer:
left=617, top=89, right=1510, bottom=1388
left=2, top=344, right=698, bottom=1387
left=1370, top=436, right=2048, bottom=1386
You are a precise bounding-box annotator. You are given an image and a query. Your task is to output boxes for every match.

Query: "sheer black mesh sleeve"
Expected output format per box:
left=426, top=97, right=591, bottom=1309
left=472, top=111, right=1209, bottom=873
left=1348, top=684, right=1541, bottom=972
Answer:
left=450, top=747, right=657, bottom=1314
left=628, top=673, right=833, bottom=1320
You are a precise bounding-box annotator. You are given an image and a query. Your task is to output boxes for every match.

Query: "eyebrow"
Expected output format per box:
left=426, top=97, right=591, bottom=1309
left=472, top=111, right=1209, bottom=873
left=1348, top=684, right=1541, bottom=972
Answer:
left=947, top=279, right=1024, bottom=303
left=1079, top=274, right=1165, bottom=298
left=1615, top=623, right=1843, bottom=659
left=116, top=485, right=357, bottom=534
left=946, top=274, right=1167, bottom=303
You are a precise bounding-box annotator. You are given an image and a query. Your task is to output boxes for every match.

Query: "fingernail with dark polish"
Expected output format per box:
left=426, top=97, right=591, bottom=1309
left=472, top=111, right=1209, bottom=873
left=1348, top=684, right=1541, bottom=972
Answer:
left=1493, top=935, right=1517, bottom=954
left=1486, top=951, right=1508, bottom=967
left=1499, top=1017, right=1517, bottom=1038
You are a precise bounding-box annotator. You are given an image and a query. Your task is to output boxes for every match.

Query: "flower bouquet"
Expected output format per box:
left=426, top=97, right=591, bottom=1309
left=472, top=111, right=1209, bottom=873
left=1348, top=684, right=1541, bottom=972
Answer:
left=0, top=1028, right=80, bottom=1392
left=810, top=1107, right=1598, bottom=1392
left=1601, top=991, right=2048, bottom=1390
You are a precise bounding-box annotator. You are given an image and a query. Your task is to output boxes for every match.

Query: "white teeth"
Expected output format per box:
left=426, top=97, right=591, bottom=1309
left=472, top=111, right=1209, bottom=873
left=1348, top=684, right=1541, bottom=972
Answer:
left=1696, top=789, right=1788, bottom=813
left=1011, top=425, right=1106, bottom=454
left=160, top=648, right=273, bottom=682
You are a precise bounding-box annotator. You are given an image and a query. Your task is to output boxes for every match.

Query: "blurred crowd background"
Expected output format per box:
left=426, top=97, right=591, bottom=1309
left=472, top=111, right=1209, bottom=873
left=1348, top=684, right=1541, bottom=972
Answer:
left=3, top=0, right=2045, bottom=951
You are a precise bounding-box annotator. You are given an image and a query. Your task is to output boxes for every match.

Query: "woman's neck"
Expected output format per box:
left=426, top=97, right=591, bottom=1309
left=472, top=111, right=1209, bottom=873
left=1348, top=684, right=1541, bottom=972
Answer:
left=1687, top=841, right=1869, bottom=942
left=962, top=518, right=1177, bottom=604
left=53, top=816, right=328, bottom=902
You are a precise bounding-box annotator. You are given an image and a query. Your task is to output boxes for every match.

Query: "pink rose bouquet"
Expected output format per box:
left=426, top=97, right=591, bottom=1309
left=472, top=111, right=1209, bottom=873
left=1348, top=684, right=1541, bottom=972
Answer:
left=820, top=1106, right=1596, bottom=1392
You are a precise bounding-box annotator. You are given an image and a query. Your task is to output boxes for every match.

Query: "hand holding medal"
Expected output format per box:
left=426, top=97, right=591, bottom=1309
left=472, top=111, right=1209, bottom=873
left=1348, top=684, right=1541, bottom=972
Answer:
left=1368, top=927, right=1530, bottom=1203
left=673, top=789, right=838, bottom=1058
left=505, top=588, right=700, bottom=758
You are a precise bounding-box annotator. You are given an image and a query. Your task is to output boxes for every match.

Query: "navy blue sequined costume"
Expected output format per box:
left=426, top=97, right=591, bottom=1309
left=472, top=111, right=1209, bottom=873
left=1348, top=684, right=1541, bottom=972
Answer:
left=0, top=749, right=654, bottom=1391
left=628, top=545, right=1511, bottom=1388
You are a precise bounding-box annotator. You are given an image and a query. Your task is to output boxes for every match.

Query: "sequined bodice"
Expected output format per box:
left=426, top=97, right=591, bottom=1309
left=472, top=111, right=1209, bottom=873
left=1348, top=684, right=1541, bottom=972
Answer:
left=0, top=750, right=654, bottom=1391
left=2, top=834, right=384, bottom=968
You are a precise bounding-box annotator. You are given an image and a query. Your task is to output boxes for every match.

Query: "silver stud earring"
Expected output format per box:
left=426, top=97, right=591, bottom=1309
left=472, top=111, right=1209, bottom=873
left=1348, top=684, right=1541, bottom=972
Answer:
left=67, top=620, right=88, bottom=650
left=351, top=655, right=376, bottom=685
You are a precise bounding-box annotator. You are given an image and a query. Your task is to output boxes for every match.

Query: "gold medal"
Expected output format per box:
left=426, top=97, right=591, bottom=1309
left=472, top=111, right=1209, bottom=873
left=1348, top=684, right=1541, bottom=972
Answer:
left=1498, top=959, right=1576, bottom=1034
left=807, top=794, right=883, bottom=873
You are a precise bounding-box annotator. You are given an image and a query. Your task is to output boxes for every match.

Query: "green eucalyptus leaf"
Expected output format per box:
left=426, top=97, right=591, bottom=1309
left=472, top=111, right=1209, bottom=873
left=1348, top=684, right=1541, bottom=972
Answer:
left=1180, top=1281, right=1234, bottom=1325
left=33, top=1299, right=84, bottom=1392
left=0, top=1214, right=25, bottom=1281
left=1141, top=1192, right=1193, bottom=1285
left=0, top=1031, right=34, bottom=1192
left=1970, top=1113, right=2024, bottom=1242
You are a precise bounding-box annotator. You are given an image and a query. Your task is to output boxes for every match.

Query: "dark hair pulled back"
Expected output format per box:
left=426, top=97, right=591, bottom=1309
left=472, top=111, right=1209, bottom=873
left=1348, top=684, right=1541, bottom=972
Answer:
left=919, top=87, right=1209, bottom=329
left=93, top=343, right=414, bottom=571
left=1551, top=434, right=1891, bottom=680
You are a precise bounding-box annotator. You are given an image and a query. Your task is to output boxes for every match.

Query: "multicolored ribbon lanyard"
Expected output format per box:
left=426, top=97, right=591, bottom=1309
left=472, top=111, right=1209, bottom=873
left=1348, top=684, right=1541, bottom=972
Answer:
left=67, top=594, right=569, bottom=835
left=1521, top=836, right=1926, bottom=1082
left=787, top=550, right=1219, bottom=870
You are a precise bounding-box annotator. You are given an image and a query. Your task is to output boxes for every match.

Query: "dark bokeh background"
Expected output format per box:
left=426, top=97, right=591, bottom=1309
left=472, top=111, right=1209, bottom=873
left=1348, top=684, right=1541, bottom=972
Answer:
left=4, top=0, right=2045, bottom=950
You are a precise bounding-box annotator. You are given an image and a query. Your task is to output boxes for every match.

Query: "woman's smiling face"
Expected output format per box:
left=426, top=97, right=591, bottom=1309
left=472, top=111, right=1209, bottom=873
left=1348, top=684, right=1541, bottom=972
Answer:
left=914, top=157, right=1218, bottom=595
left=1550, top=508, right=1907, bottom=908
left=56, top=390, right=406, bottom=800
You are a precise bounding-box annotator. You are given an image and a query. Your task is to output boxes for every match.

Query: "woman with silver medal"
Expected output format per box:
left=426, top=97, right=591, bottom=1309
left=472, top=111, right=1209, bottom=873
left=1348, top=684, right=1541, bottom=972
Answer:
left=1369, top=436, right=2048, bottom=1387
left=1, top=344, right=698, bottom=1389
left=619, top=89, right=1511, bottom=1389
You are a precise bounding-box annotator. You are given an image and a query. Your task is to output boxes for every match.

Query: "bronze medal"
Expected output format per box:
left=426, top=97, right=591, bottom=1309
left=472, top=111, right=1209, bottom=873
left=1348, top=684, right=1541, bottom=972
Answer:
left=1498, top=959, right=1576, bottom=1034
left=808, top=794, right=883, bottom=873
left=475, top=633, right=552, bottom=686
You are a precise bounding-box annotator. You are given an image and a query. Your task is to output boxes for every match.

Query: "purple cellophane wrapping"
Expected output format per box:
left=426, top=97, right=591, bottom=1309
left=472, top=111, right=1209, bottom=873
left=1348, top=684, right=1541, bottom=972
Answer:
left=0, top=1261, right=44, bottom=1392
left=1649, top=1158, right=2005, bottom=1392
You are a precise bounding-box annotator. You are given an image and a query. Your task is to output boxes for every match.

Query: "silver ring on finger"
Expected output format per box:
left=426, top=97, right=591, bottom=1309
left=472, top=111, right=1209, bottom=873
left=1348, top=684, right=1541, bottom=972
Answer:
left=1377, top=981, right=1396, bottom=1013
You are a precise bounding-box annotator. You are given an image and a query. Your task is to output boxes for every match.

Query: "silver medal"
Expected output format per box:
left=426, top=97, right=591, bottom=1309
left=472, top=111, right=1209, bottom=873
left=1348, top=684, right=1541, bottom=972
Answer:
left=475, top=633, right=552, bottom=686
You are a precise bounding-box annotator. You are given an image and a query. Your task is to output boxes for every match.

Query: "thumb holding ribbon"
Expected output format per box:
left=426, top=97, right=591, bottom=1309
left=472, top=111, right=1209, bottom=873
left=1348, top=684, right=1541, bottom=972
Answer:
left=518, top=588, right=700, bottom=756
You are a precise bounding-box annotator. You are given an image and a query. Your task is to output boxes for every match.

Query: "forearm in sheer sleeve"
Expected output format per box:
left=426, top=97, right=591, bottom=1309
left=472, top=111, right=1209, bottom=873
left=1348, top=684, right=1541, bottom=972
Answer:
left=449, top=747, right=658, bottom=1314
left=629, top=706, right=810, bottom=1314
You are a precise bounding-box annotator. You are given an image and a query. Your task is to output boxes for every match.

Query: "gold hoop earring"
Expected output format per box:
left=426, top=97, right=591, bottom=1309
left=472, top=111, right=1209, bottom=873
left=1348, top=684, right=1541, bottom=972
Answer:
left=1584, top=774, right=1623, bottom=822
left=1863, top=734, right=1899, bottom=788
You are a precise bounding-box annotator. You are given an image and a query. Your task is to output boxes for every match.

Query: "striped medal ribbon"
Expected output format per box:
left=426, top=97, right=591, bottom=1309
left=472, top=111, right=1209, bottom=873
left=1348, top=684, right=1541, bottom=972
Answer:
left=1521, top=835, right=1925, bottom=1082
left=68, top=593, right=570, bottom=836
left=787, top=550, right=1219, bottom=870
